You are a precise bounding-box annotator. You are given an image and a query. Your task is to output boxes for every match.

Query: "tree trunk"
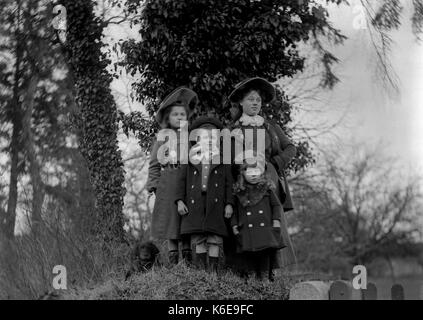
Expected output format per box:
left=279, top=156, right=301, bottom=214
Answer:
left=3, top=124, right=20, bottom=239
left=2, top=2, right=23, bottom=239
left=61, top=0, right=126, bottom=243
left=21, top=75, right=44, bottom=233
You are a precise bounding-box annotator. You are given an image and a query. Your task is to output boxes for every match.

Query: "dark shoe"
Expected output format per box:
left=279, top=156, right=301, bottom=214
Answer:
left=195, top=252, right=207, bottom=270
left=209, top=257, right=219, bottom=274
left=182, top=249, right=193, bottom=266
left=168, top=250, right=179, bottom=266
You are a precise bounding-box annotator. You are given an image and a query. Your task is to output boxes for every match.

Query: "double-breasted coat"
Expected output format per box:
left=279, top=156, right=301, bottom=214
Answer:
left=231, top=187, right=285, bottom=252
left=146, top=134, right=184, bottom=240
left=175, top=158, right=234, bottom=237
left=229, top=119, right=297, bottom=267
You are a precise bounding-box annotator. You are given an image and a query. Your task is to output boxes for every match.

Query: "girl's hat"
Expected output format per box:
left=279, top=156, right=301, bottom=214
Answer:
left=228, top=77, right=276, bottom=104
left=155, top=87, right=198, bottom=125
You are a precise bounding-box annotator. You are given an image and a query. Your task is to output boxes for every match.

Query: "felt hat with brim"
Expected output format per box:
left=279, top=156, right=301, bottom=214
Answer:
left=228, top=77, right=276, bottom=104
left=155, top=86, right=198, bottom=125
left=190, top=116, right=223, bottom=131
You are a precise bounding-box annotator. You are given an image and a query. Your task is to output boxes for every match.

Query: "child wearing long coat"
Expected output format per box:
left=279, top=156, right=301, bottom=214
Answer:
left=175, top=117, right=234, bottom=273
left=231, top=159, right=285, bottom=280
left=146, top=87, right=198, bottom=266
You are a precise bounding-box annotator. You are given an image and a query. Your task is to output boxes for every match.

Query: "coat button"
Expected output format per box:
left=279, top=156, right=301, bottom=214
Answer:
left=260, top=223, right=265, bottom=227
left=215, top=198, right=218, bottom=202
left=259, top=210, right=263, bottom=214
left=248, top=224, right=253, bottom=228
left=203, top=185, right=206, bottom=188
left=247, top=212, right=251, bottom=216
left=214, top=170, right=217, bottom=174
left=192, top=185, right=194, bottom=189
left=215, top=183, right=218, bottom=187
left=191, top=199, right=195, bottom=204
left=161, top=167, right=164, bottom=171
left=194, top=171, right=197, bottom=175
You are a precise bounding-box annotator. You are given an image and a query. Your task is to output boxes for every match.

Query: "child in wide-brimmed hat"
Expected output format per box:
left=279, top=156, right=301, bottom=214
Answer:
left=146, top=86, right=198, bottom=266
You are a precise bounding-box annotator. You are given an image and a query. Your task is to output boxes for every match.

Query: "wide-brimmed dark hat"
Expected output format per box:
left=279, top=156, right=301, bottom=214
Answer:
left=228, top=77, right=276, bottom=104
left=190, top=116, right=223, bottom=131
left=155, top=87, right=198, bottom=125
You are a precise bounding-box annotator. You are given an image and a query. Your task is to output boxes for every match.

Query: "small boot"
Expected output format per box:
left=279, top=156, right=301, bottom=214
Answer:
left=182, top=249, right=193, bottom=266
left=168, top=250, right=179, bottom=267
left=208, top=256, right=219, bottom=274
left=195, top=252, right=207, bottom=270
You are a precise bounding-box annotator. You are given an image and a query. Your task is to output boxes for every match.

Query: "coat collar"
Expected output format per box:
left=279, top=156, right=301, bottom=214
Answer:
left=239, top=113, right=265, bottom=127
left=191, top=152, right=222, bottom=173
left=234, top=176, right=275, bottom=207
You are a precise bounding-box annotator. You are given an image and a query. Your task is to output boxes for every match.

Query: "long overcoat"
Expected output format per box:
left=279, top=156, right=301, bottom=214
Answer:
left=175, top=158, right=234, bottom=238
left=146, top=135, right=184, bottom=240
left=231, top=187, right=285, bottom=252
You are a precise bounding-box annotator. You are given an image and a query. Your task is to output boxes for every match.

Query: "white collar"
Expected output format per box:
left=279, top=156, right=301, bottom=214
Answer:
left=239, top=113, right=265, bottom=127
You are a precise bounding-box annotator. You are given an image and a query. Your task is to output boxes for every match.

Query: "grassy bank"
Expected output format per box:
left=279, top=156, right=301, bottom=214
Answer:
left=64, top=263, right=293, bottom=300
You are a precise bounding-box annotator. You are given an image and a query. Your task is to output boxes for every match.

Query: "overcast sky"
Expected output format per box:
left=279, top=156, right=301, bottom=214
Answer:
left=300, top=1, right=423, bottom=177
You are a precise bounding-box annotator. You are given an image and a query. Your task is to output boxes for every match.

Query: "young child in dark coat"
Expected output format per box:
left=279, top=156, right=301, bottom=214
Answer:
left=231, top=155, right=286, bottom=280
left=175, top=117, right=234, bottom=273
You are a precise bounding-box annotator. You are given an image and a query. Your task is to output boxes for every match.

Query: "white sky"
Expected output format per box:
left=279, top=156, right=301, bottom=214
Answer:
left=320, top=1, right=423, bottom=175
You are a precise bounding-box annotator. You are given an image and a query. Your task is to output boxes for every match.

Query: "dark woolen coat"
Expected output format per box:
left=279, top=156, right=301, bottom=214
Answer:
left=175, top=160, right=234, bottom=237
left=146, top=137, right=184, bottom=240
left=231, top=187, right=285, bottom=252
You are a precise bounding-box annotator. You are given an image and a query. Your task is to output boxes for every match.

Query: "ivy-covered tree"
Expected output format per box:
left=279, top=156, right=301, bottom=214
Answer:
left=120, top=0, right=352, bottom=171
left=58, top=0, right=127, bottom=242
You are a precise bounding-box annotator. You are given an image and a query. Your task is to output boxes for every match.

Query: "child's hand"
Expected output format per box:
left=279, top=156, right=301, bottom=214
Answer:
left=232, top=225, right=240, bottom=235
left=272, top=220, right=281, bottom=228
left=177, top=200, right=188, bottom=216
left=224, top=204, right=233, bottom=218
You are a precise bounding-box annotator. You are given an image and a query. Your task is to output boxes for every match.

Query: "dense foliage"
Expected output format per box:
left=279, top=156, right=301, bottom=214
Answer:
left=59, top=0, right=126, bottom=242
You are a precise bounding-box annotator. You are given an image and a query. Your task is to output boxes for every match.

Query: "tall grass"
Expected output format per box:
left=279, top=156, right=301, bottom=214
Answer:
left=0, top=222, right=131, bottom=299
